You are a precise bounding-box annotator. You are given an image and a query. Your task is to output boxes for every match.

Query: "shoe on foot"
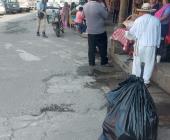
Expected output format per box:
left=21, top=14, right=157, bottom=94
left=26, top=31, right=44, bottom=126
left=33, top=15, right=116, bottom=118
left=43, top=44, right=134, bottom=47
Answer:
left=81, top=32, right=88, bottom=38
left=88, top=66, right=95, bottom=76
left=37, top=32, right=40, bottom=36
left=42, top=32, right=48, bottom=38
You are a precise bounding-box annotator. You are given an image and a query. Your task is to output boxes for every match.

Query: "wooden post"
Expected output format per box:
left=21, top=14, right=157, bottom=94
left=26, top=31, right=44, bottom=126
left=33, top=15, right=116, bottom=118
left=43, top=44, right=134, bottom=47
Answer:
left=132, top=0, right=135, bottom=14
left=118, top=0, right=129, bottom=23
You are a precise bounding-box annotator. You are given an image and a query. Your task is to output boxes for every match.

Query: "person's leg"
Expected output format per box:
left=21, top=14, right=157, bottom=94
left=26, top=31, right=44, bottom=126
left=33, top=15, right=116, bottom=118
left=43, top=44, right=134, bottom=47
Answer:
left=63, top=16, right=68, bottom=28
left=96, top=32, right=108, bottom=65
left=42, top=16, right=48, bottom=38
left=159, top=24, right=169, bottom=61
left=132, top=56, right=141, bottom=77
left=88, top=34, right=96, bottom=75
left=65, top=20, right=67, bottom=28
left=78, top=23, right=86, bottom=33
left=78, top=23, right=83, bottom=33
left=88, top=34, right=96, bottom=66
left=82, top=24, right=87, bottom=33
left=115, top=10, right=119, bottom=23
left=132, top=45, right=146, bottom=77
left=113, top=9, right=116, bottom=23
left=143, top=47, right=156, bottom=84
left=37, top=17, right=41, bottom=36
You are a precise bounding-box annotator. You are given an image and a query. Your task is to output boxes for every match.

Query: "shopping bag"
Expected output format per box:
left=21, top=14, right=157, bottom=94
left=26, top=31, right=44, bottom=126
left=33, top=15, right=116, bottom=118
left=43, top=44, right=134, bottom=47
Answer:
left=99, top=75, right=159, bottom=140
left=38, top=12, right=44, bottom=19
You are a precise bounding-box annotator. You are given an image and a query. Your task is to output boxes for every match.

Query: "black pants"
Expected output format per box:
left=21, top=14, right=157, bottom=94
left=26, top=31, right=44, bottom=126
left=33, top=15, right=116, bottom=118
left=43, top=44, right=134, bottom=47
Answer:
left=113, top=9, right=119, bottom=23
left=88, top=32, right=108, bottom=66
left=157, top=24, right=169, bottom=61
left=77, top=23, right=86, bottom=33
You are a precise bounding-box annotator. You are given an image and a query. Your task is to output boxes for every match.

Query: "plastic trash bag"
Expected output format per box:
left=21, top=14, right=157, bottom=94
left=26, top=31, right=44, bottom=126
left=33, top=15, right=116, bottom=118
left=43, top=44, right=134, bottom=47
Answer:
left=99, top=75, right=159, bottom=140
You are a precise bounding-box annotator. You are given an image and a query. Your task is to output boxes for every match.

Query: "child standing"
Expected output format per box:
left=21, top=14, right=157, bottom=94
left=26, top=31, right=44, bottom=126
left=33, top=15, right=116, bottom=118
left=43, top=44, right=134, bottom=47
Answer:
left=75, top=7, right=86, bottom=34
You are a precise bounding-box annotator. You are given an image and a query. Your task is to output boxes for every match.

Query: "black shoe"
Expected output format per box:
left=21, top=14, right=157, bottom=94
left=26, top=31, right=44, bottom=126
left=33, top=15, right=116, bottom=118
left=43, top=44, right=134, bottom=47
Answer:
left=42, top=32, right=48, bottom=38
left=37, top=32, right=40, bottom=36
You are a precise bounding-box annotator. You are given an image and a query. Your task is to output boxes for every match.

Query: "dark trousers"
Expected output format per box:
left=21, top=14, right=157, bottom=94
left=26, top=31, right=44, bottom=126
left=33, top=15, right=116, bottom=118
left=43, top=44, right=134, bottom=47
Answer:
left=88, top=32, right=108, bottom=66
left=157, top=24, right=169, bottom=61
left=77, top=23, right=86, bottom=34
left=113, top=9, right=119, bottom=23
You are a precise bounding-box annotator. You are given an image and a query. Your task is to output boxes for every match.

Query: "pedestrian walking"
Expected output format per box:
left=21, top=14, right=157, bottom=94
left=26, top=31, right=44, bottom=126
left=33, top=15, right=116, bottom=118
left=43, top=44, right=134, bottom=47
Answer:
left=36, top=0, right=48, bottom=38
left=83, top=0, right=110, bottom=76
left=61, top=2, right=69, bottom=28
left=125, top=3, right=161, bottom=86
left=155, top=0, right=170, bottom=61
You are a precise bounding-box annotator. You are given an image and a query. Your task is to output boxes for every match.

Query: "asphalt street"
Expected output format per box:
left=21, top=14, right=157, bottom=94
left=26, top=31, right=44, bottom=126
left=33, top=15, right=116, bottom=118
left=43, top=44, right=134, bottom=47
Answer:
left=0, top=12, right=170, bottom=140
left=0, top=12, right=114, bottom=139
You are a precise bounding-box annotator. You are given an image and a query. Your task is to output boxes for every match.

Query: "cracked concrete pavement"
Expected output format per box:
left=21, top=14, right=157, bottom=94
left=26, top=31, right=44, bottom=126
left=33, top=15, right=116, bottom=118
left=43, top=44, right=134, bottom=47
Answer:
left=0, top=13, right=112, bottom=140
left=0, top=12, right=170, bottom=140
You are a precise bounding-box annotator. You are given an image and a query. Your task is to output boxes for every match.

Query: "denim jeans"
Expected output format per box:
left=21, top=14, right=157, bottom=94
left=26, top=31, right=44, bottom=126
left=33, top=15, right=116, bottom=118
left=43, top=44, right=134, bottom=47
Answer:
left=77, top=23, right=86, bottom=34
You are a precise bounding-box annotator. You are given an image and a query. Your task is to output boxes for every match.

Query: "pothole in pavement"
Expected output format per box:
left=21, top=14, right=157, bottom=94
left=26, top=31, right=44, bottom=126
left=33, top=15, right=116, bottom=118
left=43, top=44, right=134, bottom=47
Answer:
left=40, top=104, right=75, bottom=113
left=78, top=63, right=128, bottom=89
left=76, top=65, right=117, bottom=77
left=77, top=63, right=126, bottom=78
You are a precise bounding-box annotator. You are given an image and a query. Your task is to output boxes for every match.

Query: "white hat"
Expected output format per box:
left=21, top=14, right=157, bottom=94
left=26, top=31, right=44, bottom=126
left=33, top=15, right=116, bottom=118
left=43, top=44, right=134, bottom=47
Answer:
left=137, top=3, right=156, bottom=12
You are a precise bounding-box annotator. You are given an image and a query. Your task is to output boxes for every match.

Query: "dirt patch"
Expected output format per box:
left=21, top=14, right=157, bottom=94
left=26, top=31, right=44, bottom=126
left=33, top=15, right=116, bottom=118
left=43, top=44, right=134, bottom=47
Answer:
left=40, top=104, right=75, bottom=113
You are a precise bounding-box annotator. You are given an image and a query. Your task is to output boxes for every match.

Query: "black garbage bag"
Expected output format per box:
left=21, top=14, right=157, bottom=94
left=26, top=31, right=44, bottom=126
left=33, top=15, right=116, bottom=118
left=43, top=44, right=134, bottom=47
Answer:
left=99, top=75, right=159, bottom=140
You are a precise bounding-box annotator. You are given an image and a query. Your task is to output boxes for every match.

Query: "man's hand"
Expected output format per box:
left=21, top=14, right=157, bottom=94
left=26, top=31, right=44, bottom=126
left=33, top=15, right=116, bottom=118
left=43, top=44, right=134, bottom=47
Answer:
left=125, top=31, right=135, bottom=41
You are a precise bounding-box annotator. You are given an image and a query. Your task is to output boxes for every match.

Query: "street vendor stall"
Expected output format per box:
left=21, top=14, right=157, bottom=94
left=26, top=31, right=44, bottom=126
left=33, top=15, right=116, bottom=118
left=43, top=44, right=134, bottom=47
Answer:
left=110, top=14, right=138, bottom=58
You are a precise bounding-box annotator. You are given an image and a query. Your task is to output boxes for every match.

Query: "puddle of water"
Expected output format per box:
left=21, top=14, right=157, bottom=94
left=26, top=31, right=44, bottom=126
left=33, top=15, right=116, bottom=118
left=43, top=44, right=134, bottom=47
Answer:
left=77, top=64, right=127, bottom=91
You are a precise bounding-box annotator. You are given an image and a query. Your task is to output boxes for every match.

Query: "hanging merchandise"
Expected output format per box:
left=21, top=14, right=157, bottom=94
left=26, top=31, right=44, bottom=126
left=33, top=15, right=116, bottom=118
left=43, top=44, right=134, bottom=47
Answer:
left=134, top=0, right=143, bottom=5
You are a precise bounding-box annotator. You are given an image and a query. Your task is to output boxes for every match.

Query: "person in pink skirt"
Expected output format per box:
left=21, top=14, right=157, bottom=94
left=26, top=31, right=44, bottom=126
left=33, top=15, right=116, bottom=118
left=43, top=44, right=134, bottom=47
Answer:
left=61, top=2, right=69, bottom=28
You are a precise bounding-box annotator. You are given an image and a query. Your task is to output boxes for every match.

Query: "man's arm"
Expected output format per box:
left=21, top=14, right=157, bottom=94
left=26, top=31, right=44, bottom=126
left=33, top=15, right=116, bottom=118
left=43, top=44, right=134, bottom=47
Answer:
left=100, top=5, right=108, bottom=20
left=124, top=19, right=139, bottom=40
left=125, top=31, right=136, bottom=40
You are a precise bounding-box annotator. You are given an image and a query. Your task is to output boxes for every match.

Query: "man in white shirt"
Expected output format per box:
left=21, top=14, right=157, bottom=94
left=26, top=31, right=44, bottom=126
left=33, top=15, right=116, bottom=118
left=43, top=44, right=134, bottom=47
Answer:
left=125, top=3, right=161, bottom=86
